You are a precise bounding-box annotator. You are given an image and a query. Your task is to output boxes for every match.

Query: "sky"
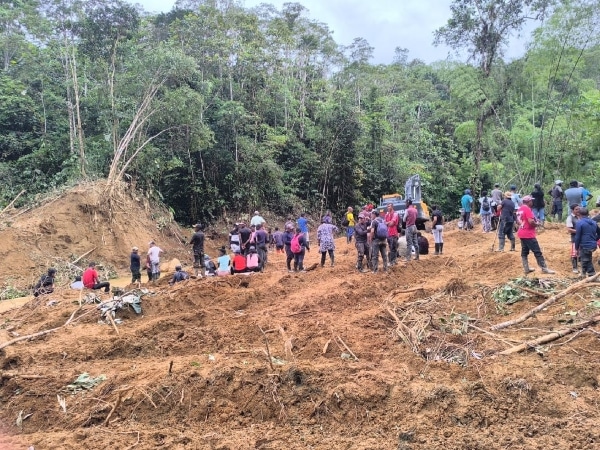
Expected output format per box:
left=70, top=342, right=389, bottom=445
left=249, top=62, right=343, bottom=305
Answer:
left=131, top=0, right=534, bottom=64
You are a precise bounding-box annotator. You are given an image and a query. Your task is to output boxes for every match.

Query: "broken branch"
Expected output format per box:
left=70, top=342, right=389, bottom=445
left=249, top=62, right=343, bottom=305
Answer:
left=491, top=273, right=600, bottom=330
left=336, top=335, right=358, bottom=361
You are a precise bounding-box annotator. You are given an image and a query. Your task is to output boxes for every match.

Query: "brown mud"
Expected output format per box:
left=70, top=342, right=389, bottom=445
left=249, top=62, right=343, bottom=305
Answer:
left=0, top=189, right=599, bottom=449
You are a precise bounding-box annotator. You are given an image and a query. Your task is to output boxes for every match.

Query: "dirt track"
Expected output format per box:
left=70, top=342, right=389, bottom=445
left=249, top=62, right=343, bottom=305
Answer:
left=2, top=216, right=600, bottom=449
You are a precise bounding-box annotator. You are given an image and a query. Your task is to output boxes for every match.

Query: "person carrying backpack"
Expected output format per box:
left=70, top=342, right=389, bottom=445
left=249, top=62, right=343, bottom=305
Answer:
left=369, top=210, right=388, bottom=273
left=317, top=218, right=338, bottom=267
left=479, top=190, right=492, bottom=233
left=291, top=228, right=310, bottom=272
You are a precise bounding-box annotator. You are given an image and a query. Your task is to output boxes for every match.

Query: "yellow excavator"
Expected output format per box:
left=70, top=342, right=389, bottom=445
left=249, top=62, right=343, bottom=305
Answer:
left=375, top=174, right=430, bottom=230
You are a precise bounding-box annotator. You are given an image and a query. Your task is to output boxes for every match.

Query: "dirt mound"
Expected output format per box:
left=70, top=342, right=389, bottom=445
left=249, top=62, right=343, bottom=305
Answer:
left=0, top=182, right=197, bottom=290
left=1, top=222, right=600, bottom=449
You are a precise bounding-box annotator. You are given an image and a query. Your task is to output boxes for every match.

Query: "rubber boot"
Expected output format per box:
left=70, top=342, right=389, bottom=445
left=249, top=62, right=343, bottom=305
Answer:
left=536, top=255, right=556, bottom=274
left=497, top=238, right=505, bottom=252
left=330, top=254, right=335, bottom=267
left=571, top=257, right=579, bottom=274
left=510, top=239, right=516, bottom=251
left=434, top=243, right=440, bottom=255
left=439, top=243, right=443, bottom=254
left=522, top=257, right=535, bottom=275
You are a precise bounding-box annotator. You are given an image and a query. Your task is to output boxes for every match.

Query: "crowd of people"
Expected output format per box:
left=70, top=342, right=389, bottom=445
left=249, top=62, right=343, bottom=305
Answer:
left=31, top=179, right=600, bottom=297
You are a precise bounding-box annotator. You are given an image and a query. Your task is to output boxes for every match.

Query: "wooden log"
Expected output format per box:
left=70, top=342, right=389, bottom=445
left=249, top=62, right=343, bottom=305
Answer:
left=0, top=189, right=26, bottom=218
left=491, top=273, right=600, bottom=330
left=71, top=247, right=97, bottom=265
left=498, top=314, right=600, bottom=355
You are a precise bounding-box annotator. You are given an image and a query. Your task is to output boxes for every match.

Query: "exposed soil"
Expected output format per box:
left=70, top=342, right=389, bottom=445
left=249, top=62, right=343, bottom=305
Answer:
left=1, top=191, right=600, bottom=450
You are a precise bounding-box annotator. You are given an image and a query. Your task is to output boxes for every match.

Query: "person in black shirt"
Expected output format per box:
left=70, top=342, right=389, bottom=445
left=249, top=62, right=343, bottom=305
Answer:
left=531, top=183, right=546, bottom=227
left=496, top=191, right=516, bottom=252
left=238, top=223, right=252, bottom=255
left=34, top=268, right=56, bottom=297
left=189, top=224, right=205, bottom=277
left=130, top=247, right=141, bottom=284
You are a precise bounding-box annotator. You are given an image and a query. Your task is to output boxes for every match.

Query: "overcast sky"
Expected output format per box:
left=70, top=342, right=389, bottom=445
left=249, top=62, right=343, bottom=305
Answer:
left=131, top=0, right=534, bottom=64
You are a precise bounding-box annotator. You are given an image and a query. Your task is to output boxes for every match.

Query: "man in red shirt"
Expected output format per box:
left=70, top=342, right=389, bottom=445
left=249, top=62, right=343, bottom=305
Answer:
left=82, top=262, right=111, bottom=292
left=517, top=196, right=555, bottom=275
left=385, top=203, right=400, bottom=265
left=403, top=200, right=419, bottom=262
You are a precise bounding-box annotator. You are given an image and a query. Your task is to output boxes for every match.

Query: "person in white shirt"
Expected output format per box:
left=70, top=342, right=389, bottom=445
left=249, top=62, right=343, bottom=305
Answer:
left=250, top=211, right=266, bottom=227
left=147, top=240, right=164, bottom=281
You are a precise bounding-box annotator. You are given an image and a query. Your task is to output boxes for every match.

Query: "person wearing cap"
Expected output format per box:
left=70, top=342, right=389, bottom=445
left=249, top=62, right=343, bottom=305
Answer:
left=250, top=211, right=266, bottom=227
left=169, top=265, right=189, bottom=285
left=189, top=224, right=204, bottom=278
left=33, top=268, right=57, bottom=297
left=82, top=262, right=111, bottom=292
left=517, top=196, right=555, bottom=275
left=130, top=247, right=141, bottom=284
left=510, top=184, right=522, bottom=208
left=550, top=180, right=564, bottom=221
left=282, top=222, right=296, bottom=272
left=496, top=191, right=517, bottom=252
left=148, top=240, right=164, bottom=281
left=530, top=183, right=546, bottom=227
left=460, top=189, right=474, bottom=231
left=574, top=207, right=598, bottom=277
left=565, top=180, right=584, bottom=208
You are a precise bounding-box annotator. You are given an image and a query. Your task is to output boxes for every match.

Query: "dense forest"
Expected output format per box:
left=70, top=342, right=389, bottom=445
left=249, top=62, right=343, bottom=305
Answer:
left=0, top=0, right=599, bottom=223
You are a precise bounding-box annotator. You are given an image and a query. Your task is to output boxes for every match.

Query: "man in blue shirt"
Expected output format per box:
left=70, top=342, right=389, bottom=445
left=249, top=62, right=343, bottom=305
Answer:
left=574, top=208, right=599, bottom=277
left=460, top=189, right=474, bottom=231
left=297, top=213, right=309, bottom=243
left=579, top=182, right=593, bottom=208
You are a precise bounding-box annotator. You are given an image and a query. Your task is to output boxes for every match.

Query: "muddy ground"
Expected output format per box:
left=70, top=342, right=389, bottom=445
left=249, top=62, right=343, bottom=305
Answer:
left=1, top=189, right=599, bottom=449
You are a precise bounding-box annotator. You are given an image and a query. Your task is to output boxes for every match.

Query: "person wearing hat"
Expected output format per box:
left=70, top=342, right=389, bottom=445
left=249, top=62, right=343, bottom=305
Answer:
left=517, top=196, right=555, bottom=275
left=33, top=267, right=57, bottom=297
left=460, top=189, right=474, bottom=231
left=496, top=191, right=517, bottom=252
left=169, top=265, right=189, bottom=285
left=130, top=247, right=141, bottom=284
left=565, top=180, right=584, bottom=208
left=510, top=184, right=522, bottom=208
left=550, top=180, right=564, bottom=221
left=189, top=224, right=205, bottom=277
left=250, top=211, right=266, bottom=227
left=82, top=262, right=111, bottom=292
left=578, top=182, right=593, bottom=208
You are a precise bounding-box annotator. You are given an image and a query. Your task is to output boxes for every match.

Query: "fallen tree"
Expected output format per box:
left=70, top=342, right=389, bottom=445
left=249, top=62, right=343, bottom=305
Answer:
left=491, top=273, right=600, bottom=330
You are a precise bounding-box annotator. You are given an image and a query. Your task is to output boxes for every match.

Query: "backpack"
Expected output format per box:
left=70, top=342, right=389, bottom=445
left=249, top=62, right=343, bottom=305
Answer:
left=290, top=233, right=303, bottom=253
left=246, top=253, right=259, bottom=269
left=375, top=218, right=388, bottom=239
left=481, top=197, right=490, bottom=212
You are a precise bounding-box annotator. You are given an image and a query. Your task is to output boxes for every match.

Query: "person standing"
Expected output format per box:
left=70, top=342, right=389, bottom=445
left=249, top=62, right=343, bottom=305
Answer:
left=292, top=228, right=310, bottom=272
left=516, top=196, right=555, bottom=275
left=254, top=224, right=269, bottom=271
left=272, top=227, right=284, bottom=254
left=404, top=200, right=419, bottom=260
left=189, top=224, right=205, bottom=278
left=566, top=204, right=581, bottom=274
left=550, top=180, right=564, bottom=221
left=490, top=183, right=503, bottom=231
left=574, top=208, right=598, bottom=277
left=510, top=184, right=522, bottom=208
left=297, top=213, right=310, bottom=243
left=479, top=190, right=492, bottom=233
left=82, top=262, right=111, bottom=292
left=460, top=189, right=474, bottom=231
left=130, top=247, right=141, bottom=284
left=345, top=207, right=355, bottom=244
left=531, top=183, right=546, bottom=227
left=238, top=222, right=252, bottom=255
left=369, top=210, right=388, bottom=273
left=565, top=180, right=584, bottom=208
left=354, top=215, right=369, bottom=272
left=431, top=205, right=444, bottom=255
left=148, top=240, right=164, bottom=281
left=250, top=211, right=266, bottom=227
left=579, top=182, right=593, bottom=208
left=385, top=203, right=400, bottom=265
left=229, top=223, right=241, bottom=254
left=496, top=191, right=516, bottom=252
left=317, top=218, right=338, bottom=267
left=283, top=223, right=295, bottom=273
